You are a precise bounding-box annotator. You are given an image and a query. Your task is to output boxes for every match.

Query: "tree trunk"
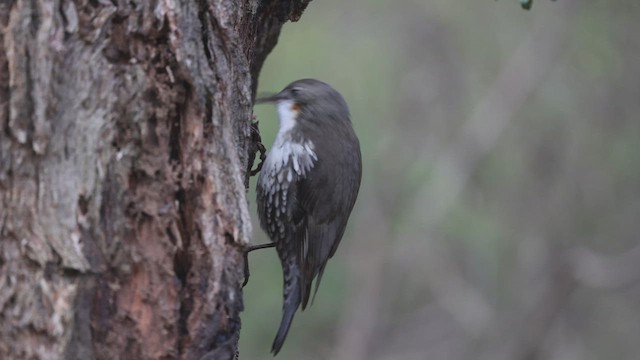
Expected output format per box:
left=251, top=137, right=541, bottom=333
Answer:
left=0, top=1, right=309, bottom=359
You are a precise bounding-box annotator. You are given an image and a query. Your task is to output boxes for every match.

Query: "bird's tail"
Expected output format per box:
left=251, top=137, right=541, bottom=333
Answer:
left=271, top=263, right=301, bottom=355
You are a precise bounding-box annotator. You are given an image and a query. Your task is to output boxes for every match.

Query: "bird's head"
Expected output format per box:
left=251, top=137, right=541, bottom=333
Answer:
left=256, top=79, right=350, bottom=131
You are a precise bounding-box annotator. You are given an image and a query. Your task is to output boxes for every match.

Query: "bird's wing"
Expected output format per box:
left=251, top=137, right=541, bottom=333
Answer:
left=291, top=139, right=362, bottom=309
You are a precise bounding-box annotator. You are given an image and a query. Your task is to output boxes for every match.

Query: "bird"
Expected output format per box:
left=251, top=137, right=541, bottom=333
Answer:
left=254, top=79, right=362, bottom=355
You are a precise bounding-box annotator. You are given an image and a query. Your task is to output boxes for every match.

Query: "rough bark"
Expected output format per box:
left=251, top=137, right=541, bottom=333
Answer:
left=0, top=0, right=309, bottom=359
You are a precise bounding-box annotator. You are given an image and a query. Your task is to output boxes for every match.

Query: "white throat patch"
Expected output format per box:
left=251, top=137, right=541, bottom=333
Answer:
left=258, top=99, right=317, bottom=193
left=277, top=100, right=298, bottom=134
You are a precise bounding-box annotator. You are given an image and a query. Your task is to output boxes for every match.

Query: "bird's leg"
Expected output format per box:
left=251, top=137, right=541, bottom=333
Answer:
left=243, top=242, right=276, bottom=287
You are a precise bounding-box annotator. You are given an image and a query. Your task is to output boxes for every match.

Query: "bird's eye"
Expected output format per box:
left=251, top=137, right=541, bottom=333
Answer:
left=290, top=87, right=301, bottom=97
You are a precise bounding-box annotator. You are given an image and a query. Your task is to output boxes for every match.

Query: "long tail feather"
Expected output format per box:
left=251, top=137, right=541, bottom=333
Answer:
left=271, top=271, right=301, bottom=355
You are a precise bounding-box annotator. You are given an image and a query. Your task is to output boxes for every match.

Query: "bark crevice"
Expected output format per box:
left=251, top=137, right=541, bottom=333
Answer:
left=0, top=0, right=312, bottom=358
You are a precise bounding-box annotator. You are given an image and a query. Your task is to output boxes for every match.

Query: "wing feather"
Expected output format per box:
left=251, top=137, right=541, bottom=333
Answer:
left=291, top=132, right=362, bottom=310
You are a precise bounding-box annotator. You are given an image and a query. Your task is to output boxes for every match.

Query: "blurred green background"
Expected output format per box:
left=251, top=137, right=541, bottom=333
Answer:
left=241, top=1, right=640, bottom=359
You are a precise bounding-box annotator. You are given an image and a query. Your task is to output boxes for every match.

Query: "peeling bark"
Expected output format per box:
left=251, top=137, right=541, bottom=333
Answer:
left=0, top=0, right=310, bottom=359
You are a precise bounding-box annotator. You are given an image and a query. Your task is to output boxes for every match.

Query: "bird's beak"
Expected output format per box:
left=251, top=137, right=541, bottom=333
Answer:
left=255, top=91, right=288, bottom=104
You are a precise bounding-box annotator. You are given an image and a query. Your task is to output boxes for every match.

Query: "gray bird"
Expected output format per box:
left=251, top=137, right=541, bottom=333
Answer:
left=254, top=79, right=362, bottom=355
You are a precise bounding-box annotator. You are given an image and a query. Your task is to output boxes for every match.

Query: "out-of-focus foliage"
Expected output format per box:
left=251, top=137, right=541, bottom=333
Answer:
left=241, top=1, right=640, bottom=359
left=521, top=0, right=533, bottom=10
left=520, top=0, right=533, bottom=10
left=518, top=0, right=557, bottom=11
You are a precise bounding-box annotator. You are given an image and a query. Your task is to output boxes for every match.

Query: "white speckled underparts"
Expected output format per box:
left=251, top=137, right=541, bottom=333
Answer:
left=258, top=138, right=317, bottom=192
left=257, top=100, right=317, bottom=197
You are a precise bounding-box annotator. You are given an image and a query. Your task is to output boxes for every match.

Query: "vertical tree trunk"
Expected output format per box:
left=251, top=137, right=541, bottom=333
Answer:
left=0, top=1, right=309, bottom=359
